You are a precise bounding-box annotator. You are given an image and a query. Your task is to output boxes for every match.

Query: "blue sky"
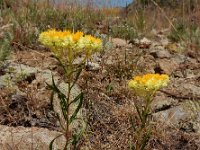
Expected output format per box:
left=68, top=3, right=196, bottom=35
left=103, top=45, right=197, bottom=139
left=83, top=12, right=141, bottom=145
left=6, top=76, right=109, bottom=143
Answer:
left=53, top=0, right=133, bottom=7
left=92, top=0, right=133, bottom=7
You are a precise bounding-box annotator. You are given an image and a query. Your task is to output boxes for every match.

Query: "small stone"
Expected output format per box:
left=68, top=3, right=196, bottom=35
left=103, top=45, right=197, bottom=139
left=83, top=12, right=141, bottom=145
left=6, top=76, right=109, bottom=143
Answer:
left=174, top=71, right=184, bottom=78
left=139, top=37, right=152, bottom=49
left=150, top=50, right=171, bottom=59
left=111, top=38, right=127, bottom=47
left=160, top=38, right=169, bottom=46
left=184, top=69, right=195, bottom=78
left=182, top=83, right=200, bottom=97
left=86, top=62, right=101, bottom=71
left=140, top=37, right=151, bottom=45
left=155, top=59, right=179, bottom=75
left=172, top=54, right=187, bottom=64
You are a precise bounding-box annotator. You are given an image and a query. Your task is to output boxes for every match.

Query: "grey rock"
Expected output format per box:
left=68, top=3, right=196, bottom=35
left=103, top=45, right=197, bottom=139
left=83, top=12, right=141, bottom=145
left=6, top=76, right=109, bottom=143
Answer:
left=0, top=125, right=65, bottom=150
left=0, top=63, right=38, bottom=86
left=86, top=62, right=101, bottom=71
left=160, top=38, right=169, bottom=46
left=150, top=50, right=171, bottom=59
left=111, top=38, right=127, bottom=47
left=5, top=63, right=38, bottom=76
left=156, top=59, right=179, bottom=75
left=184, top=69, right=196, bottom=78
left=153, top=103, right=191, bottom=126
left=153, top=101, right=200, bottom=133
left=173, top=71, right=184, bottom=78
left=172, top=54, right=187, bottom=64
left=151, top=94, right=178, bottom=112
left=182, top=83, right=200, bottom=97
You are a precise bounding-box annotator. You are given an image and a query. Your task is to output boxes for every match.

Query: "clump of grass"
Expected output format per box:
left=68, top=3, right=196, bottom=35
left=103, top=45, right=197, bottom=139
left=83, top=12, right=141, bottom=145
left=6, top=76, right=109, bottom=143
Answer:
left=111, top=23, right=137, bottom=40
left=0, top=24, right=13, bottom=67
left=168, top=19, right=200, bottom=50
left=168, top=21, right=187, bottom=43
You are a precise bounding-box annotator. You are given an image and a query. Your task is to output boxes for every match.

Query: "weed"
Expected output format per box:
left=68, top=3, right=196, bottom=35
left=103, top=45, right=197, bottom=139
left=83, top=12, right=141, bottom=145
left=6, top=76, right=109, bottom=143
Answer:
left=168, top=21, right=187, bottom=43
left=111, top=23, right=137, bottom=40
left=128, top=74, right=169, bottom=150
left=39, top=29, right=102, bottom=149
left=0, top=27, right=13, bottom=67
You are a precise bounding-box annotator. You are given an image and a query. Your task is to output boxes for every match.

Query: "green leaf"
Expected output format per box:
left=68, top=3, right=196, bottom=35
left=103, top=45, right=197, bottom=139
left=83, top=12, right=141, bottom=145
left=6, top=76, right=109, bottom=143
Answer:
left=134, top=103, right=143, bottom=123
left=69, top=92, right=83, bottom=106
left=50, top=91, right=54, bottom=110
left=128, top=114, right=136, bottom=131
left=47, top=75, right=68, bottom=121
left=54, top=56, right=67, bottom=74
left=70, top=68, right=82, bottom=90
left=49, top=134, right=63, bottom=150
left=55, top=113, right=65, bottom=130
left=69, top=92, right=84, bottom=123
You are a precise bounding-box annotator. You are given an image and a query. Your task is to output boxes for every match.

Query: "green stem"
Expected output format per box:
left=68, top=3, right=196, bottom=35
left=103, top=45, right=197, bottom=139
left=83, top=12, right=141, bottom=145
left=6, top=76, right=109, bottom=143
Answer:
left=64, top=60, right=73, bottom=149
left=135, top=96, right=153, bottom=150
left=141, top=96, right=152, bottom=129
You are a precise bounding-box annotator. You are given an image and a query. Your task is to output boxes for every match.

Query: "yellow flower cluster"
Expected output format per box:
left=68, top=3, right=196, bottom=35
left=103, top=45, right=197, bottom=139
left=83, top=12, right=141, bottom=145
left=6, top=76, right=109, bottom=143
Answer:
left=38, top=29, right=102, bottom=60
left=128, top=74, right=169, bottom=97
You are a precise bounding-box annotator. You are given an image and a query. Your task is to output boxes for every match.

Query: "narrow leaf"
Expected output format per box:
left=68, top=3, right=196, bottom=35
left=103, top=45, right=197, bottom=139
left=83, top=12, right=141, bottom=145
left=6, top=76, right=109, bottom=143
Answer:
left=134, top=103, right=143, bottom=123
left=69, top=92, right=84, bottom=123
left=128, top=114, right=136, bottom=131
left=54, top=56, right=67, bottom=74
left=70, top=68, right=82, bottom=91
left=49, top=134, right=63, bottom=150
left=49, top=76, right=68, bottom=121
left=69, top=92, right=83, bottom=106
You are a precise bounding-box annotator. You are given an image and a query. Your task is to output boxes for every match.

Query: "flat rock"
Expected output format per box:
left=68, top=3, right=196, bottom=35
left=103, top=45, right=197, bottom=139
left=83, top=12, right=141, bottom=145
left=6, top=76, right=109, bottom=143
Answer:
left=0, top=125, right=65, bottom=150
left=156, top=58, right=179, bottom=75
left=160, top=38, right=169, bottom=46
left=172, top=54, right=187, bottom=64
left=153, top=105, right=190, bottom=126
left=182, top=83, right=200, bottom=97
left=132, top=37, right=152, bottom=49
left=111, top=38, right=127, bottom=47
left=151, top=94, right=178, bottom=112
left=5, top=62, right=38, bottom=76
left=150, top=50, right=172, bottom=59
left=86, top=62, right=101, bottom=71
left=153, top=101, right=200, bottom=133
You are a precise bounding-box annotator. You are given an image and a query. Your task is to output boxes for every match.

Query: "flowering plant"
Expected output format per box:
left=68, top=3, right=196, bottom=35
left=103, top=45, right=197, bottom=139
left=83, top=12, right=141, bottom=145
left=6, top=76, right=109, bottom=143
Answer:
left=128, top=74, right=169, bottom=97
left=128, top=74, right=169, bottom=150
left=39, top=29, right=102, bottom=150
left=39, top=29, right=102, bottom=61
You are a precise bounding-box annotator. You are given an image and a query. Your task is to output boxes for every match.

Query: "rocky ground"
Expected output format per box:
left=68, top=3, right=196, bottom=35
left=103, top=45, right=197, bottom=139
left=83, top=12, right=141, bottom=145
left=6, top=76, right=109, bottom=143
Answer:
left=0, top=31, right=200, bottom=149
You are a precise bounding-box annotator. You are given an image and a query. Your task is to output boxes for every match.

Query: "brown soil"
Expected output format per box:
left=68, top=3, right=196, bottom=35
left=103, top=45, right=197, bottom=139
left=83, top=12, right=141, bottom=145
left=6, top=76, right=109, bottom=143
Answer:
left=0, top=41, right=200, bottom=149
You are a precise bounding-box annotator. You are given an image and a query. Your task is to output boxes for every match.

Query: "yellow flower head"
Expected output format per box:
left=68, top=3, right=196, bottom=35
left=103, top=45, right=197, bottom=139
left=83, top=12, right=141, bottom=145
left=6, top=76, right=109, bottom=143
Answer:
left=39, top=29, right=102, bottom=62
left=72, top=31, right=84, bottom=43
left=77, top=35, right=102, bottom=51
left=38, top=29, right=71, bottom=47
left=128, top=74, right=169, bottom=97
